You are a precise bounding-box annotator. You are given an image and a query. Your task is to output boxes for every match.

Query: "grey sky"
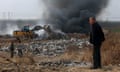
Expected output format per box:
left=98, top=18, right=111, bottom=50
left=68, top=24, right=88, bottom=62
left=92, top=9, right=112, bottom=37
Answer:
left=0, top=0, right=45, bottom=19
left=98, top=0, right=120, bottom=21
left=0, top=0, right=119, bottom=21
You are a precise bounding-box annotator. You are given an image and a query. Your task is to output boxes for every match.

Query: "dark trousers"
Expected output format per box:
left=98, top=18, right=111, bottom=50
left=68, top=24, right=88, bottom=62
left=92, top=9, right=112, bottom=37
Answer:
left=93, top=43, right=102, bottom=68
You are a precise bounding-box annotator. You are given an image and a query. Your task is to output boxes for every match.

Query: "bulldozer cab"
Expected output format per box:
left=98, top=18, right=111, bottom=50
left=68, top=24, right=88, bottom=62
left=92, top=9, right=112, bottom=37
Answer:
left=22, top=25, right=30, bottom=32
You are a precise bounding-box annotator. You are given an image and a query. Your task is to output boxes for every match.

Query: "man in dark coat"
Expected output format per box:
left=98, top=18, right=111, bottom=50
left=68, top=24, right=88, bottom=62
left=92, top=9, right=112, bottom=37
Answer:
left=89, top=17, right=105, bottom=69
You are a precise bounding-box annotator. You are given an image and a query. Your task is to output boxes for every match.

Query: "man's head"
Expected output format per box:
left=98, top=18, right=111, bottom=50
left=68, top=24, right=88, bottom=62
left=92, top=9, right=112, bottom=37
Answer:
left=89, top=17, right=96, bottom=25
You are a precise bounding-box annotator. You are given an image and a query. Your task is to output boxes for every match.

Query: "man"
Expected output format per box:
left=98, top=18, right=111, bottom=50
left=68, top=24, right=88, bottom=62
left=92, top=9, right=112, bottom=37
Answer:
left=89, top=17, right=105, bottom=69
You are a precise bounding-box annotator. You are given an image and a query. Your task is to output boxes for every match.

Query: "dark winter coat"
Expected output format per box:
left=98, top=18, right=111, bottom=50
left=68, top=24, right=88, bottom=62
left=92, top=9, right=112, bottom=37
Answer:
left=90, top=22, right=105, bottom=45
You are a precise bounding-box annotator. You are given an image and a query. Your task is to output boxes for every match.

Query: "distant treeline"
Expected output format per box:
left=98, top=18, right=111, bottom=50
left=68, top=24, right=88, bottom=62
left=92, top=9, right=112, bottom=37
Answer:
left=99, top=21, right=120, bottom=28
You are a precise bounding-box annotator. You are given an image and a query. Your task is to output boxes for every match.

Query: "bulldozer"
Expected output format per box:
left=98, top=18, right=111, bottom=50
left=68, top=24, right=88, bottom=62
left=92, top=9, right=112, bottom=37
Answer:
left=13, top=25, right=67, bottom=41
left=13, top=25, right=38, bottom=41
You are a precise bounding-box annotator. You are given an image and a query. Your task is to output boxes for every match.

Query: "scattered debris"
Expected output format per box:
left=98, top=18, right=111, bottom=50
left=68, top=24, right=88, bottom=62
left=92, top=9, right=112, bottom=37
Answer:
left=0, top=38, right=90, bottom=57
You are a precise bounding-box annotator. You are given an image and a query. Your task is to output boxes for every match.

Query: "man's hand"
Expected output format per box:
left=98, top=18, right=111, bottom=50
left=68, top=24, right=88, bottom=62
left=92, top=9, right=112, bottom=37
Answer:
left=86, top=41, right=93, bottom=48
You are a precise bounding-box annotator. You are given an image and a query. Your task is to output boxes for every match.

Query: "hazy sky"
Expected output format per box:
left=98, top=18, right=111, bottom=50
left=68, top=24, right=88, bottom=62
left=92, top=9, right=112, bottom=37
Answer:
left=98, top=0, right=120, bottom=21
left=0, top=0, right=45, bottom=19
left=0, top=0, right=119, bottom=21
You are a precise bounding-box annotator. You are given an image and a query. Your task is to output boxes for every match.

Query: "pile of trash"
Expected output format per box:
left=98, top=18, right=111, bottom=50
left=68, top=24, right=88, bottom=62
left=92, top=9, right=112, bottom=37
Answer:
left=0, top=38, right=90, bottom=57
left=37, top=60, right=92, bottom=67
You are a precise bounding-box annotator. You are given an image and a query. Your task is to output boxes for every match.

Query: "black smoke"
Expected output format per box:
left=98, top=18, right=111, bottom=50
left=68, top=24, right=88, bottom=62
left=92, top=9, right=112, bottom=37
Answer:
left=42, top=0, right=109, bottom=33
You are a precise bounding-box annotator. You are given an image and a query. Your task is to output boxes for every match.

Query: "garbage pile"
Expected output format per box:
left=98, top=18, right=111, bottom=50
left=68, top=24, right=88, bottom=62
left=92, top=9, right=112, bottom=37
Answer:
left=38, top=60, right=92, bottom=67
left=0, top=38, right=90, bottom=57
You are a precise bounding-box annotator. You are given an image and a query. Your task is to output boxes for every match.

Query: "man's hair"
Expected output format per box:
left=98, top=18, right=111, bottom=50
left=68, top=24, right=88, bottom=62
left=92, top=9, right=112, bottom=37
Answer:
left=89, top=17, right=96, bottom=21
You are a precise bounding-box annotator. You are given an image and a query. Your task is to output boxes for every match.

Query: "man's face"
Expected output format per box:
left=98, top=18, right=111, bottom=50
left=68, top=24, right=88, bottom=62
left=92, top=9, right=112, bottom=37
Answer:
left=89, top=17, right=96, bottom=25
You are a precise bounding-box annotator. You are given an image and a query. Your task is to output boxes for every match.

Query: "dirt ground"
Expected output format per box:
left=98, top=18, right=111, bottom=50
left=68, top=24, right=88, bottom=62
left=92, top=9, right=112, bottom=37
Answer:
left=0, top=32, right=120, bottom=72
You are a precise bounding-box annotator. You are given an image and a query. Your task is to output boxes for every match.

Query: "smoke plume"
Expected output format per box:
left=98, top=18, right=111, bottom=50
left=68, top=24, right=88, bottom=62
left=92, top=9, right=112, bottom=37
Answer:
left=0, top=22, right=19, bottom=35
left=41, top=0, right=109, bottom=33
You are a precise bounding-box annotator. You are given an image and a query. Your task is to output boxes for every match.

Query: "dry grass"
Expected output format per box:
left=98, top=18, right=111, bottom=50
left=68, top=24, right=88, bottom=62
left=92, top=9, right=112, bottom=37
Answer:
left=60, top=32, right=120, bottom=66
left=60, top=45, right=93, bottom=62
left=102, top=32, right=120, bottom=65
left=11, top=56, right=35, bottom=65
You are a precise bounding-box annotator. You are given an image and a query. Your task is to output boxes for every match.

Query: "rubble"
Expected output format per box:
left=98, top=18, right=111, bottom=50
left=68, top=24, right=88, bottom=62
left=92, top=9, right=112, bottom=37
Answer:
left=38, top=61, right=92, bottom=68
left=0, top=38, right=90, bottom=57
